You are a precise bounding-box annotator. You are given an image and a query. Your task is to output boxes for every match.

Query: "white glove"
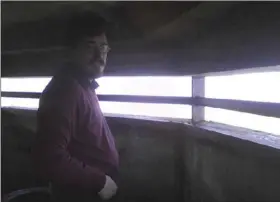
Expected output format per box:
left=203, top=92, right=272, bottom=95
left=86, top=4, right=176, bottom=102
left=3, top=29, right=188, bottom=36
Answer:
left=98, top=175, right=118, bottom=200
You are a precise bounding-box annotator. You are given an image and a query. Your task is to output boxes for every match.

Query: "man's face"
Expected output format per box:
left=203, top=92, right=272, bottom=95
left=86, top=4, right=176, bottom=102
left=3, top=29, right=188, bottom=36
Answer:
left=74, top=33, right=110, bottom=79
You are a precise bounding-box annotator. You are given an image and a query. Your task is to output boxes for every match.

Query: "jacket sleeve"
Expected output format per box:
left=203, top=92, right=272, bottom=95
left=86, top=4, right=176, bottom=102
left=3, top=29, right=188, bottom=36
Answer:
left=33, top=79, right=106, bottom=193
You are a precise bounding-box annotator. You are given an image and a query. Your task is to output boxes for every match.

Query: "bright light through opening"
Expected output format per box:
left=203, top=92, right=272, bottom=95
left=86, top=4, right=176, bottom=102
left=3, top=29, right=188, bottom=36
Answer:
left=1, top=97, right=191, bottom=120
left=1, top=76, right=192, bottom=120
left=205, top=107, right=280, bottom=136
left=1, top=77, right=52, bottom=93
left=205, top=71, right=280, bottom=103
left=1, top=76, right=192, bottom=97
left=1, top=71, right=280, bottom=136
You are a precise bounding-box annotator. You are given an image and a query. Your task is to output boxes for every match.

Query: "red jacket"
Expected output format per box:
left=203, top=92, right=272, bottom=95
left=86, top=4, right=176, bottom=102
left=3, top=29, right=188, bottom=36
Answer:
left=33, top=67, right=119, bottom=198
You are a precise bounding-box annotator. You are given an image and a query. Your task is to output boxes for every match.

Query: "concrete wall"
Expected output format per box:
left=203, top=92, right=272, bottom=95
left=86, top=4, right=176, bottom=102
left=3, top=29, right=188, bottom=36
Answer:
left=107, top=117, right=183, bottom=202
left=183, top=126, right=280, bottom=202
left=2, top=110, right=40, bottom=194
left=2, top=109, right=280, bottom=202
left=1, top=110, right=183, bottom=202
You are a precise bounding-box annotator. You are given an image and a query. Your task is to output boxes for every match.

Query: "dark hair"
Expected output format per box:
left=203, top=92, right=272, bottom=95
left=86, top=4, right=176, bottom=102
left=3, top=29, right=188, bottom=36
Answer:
left=65, top=11, right=108, bottom=47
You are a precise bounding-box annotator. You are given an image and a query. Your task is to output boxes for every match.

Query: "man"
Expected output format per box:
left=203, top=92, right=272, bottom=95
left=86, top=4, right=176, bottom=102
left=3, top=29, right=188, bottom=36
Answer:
left=33, top=12, right=119, bottom=202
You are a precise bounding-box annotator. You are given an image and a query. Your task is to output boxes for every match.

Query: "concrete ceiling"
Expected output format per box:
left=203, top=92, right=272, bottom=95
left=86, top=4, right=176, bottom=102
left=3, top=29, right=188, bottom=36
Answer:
left=2, top=1, right=280, bottom=77
left=1, top=1, right=119, bottom=26
left=2, top=1, right=200, bottom=48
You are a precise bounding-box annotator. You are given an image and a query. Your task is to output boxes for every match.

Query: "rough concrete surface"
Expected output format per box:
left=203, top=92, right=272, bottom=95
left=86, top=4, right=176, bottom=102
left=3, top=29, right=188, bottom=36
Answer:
left=2, top=109, right=280, bottom=202
left=183, top=126, right=280, bottom=202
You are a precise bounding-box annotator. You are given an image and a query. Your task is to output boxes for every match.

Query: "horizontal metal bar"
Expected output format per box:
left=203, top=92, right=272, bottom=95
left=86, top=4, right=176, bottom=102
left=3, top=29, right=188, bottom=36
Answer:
left=1, top=92, right=41, bottom=99
left=2, top=91, right=280, bottom=118
left=98, top=95, right=192, bottom=104
left=195, top=97, right=280, bottom=118
left=2, top=46, right=67, bottom=55
left=1, top=91, right=193, bottom=104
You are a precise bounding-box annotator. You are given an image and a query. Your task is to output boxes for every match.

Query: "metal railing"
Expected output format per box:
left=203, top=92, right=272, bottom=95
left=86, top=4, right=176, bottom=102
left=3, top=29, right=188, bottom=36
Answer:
left=1, top=67, right=280, bottom=123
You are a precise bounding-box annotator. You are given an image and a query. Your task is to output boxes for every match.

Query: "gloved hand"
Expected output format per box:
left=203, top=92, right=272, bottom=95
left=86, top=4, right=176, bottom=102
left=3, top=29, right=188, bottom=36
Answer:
left=98, top=175, right=118, bottom=200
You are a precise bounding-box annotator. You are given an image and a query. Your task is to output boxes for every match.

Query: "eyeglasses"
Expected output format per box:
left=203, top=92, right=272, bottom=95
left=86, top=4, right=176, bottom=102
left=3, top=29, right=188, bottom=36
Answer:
left=99, top=44, right=111, bottom=54
left=85, top=42, right=111, bottom=54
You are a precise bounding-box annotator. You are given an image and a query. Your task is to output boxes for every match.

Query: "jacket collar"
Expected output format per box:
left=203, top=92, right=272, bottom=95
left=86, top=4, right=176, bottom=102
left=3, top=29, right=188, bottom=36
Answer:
left=58, top=64, right=99, bottom=90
